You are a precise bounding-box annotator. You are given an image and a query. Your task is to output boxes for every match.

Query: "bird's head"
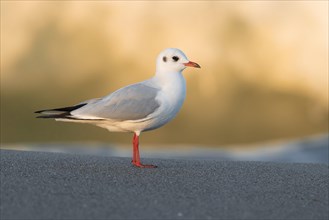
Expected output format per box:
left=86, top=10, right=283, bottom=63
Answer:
left=156, top=48, right=200, bottom=74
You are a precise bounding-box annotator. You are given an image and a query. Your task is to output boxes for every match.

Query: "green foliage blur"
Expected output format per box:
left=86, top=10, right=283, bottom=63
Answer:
left=1, top=1, right=328, bottom=147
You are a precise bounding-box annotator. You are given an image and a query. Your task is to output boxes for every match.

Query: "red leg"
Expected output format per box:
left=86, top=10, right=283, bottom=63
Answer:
left=132, top=133, right=137, bottom=163
left=131, top=133, right=157, bottom=168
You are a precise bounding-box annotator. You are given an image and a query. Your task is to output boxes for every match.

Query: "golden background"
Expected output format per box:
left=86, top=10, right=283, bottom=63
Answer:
left=1, top=1, right=328, bottom=147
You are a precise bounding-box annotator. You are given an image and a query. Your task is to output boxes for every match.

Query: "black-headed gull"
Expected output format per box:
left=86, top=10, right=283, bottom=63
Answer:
left=35, top=48, right=200, bottom=168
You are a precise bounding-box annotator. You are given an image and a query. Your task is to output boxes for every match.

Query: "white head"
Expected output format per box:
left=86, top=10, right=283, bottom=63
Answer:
left=156, top=48, right=200, bottom=74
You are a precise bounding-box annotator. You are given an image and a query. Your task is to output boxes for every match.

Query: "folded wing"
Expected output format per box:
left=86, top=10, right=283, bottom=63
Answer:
left=70, top=83, right=160, bottom=121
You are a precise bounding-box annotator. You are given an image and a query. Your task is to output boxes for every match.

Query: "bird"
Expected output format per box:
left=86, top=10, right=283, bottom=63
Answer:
left=35, top=48, right=200, bottom=168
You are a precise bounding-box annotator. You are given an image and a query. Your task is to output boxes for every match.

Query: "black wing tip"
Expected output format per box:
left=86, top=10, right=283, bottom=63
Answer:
left=36, top=113, right=71, bottom=119
left=36, top=115, right=54, bottom=119
left=34, top=110, right=44, bottom=114
left=34, top=103, right=87, bottom=115
left=51, top=103, right=87, bottom=112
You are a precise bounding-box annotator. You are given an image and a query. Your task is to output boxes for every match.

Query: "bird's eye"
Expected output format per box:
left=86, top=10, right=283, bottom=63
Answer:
left=163, top=56, right=167, bottom=62
left=172, top=56, right=179, bottom=62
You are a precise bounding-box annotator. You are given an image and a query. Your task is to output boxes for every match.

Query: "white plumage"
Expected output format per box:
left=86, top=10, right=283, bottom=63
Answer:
left=36, top=48, right=200, bottom=168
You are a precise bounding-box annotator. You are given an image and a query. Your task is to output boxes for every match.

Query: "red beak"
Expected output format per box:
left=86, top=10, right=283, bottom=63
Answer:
left=184, top=61, right=201, bottom=68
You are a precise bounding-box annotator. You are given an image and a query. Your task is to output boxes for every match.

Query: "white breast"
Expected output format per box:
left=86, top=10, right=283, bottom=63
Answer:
left=143, top=72, right=186, bottom=131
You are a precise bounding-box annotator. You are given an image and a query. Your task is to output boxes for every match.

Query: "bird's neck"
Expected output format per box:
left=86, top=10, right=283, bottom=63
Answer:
left=152, top=71, right=186, bottom=117
left=152, top=71, right=186, bottom=108
left=153, top=71, right=185, bottom=89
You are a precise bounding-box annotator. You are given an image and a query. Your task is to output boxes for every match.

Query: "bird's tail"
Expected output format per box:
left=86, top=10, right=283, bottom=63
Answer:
left=35, top=103, right=87, bottom=119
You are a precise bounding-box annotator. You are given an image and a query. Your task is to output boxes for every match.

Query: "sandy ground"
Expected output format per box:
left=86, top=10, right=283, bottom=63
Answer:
left=1, top=149, right=328, bottom=220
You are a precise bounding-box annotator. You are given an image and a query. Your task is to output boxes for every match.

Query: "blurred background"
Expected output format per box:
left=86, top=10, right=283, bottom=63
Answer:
left=1, top=1, right=328, bottom=161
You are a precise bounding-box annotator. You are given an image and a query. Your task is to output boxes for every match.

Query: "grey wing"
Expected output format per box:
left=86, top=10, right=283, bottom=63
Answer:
left=71, top=83, right=161, bottom=121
